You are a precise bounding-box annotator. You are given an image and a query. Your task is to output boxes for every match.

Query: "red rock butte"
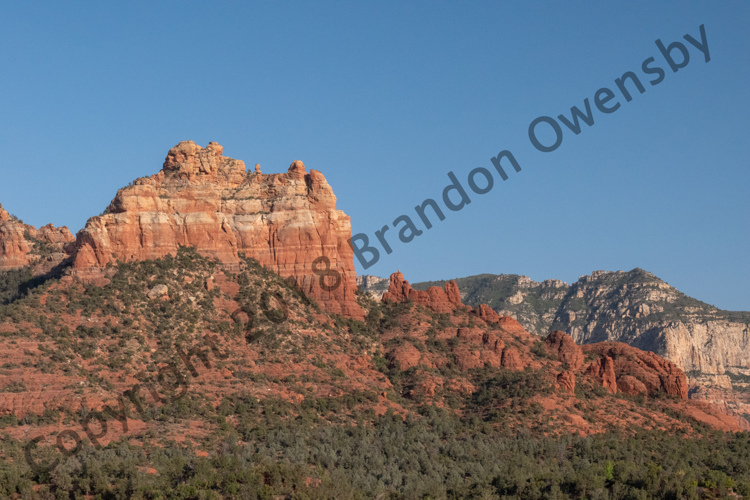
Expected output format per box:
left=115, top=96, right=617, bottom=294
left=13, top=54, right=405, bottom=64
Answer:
left=0, top=203, right=74, bottom=271
left=72, top=140, right=364, bottom=318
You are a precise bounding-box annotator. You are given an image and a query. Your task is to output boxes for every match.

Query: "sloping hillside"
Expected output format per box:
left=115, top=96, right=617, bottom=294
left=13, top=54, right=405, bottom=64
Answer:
left=1, top=255, right=747, bottom=496
left=406, top=269, right=750, bottom=423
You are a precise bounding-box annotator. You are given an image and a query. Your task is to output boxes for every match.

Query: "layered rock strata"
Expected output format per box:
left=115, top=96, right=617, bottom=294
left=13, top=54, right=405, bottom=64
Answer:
left=0, top=203, right=74, bottom=271
left=72, top=141, right=363, bottom=318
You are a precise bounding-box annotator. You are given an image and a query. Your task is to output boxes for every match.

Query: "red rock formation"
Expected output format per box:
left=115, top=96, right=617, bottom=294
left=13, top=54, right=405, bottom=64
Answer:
left=501, top=347, right=523, bottom=370
left=544, top=331, right=584, bottom=370
left=584, top=342, right=689, bottom=399
left=445, top=280, right=461, bottom=306
left=388, top=343, right=423, bottom=370
left=71, top=141, right=363, bottom=318
left=481, top=332, right=504, bottom=353
left=617, top=375, right=648, bottom=396
left=497, top=316, right=528, bottom=336
left=473, top=304, right=501, bottom=323
left=586, top=355, right=618, bottom=394
left=454, top=348, right=483, bottom=370
left=0, top=211, right=31, bottom=270
left=557, top=370, right=576, bottom=394
left=456, top=328, right=484, bottom=344
left=37, top=224, right=76, bottom=248
left=382, top=271, right=462, bottom=314
left=0, top=203, right=74, bottom=271
left=381, top=271, right=411, bottom=303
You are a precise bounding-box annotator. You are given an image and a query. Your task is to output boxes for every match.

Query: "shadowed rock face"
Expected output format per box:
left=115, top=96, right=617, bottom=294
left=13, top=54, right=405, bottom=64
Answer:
left=545, top=331, right=584, bottom=370
left=72, top=141, right=364, bottom=318
left=583, top=342, right=690, bottom=399
left=0, top=203, right=74, bottom=271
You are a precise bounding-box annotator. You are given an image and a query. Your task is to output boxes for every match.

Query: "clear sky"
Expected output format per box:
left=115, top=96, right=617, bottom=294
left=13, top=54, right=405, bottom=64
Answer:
left=1, top=2, right=747, bottom=311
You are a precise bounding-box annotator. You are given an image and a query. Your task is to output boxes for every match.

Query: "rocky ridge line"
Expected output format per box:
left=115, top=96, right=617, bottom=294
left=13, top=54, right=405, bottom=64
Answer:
left=381, top=271, right=691, bottom=401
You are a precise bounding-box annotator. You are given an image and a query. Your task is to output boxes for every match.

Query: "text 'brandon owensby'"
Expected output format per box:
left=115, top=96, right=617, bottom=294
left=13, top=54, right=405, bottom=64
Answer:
left=348, top=24, right=710, bottom=270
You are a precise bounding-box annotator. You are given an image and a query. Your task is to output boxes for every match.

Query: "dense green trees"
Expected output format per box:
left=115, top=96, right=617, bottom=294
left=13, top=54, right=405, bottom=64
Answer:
left=3, top=248, right=750, bottom=498
left=2, top=401, right=750, bottom=499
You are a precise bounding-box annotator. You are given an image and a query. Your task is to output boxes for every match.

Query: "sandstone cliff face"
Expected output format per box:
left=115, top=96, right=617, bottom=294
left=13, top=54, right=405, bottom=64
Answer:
left=544, top=330, right=584, bottom=370
left=541, top=330, right=689, bottom=399
left=0, top=203, right=75, bottom=271
left=72, top=141, right=363, bottom=318
left=583, top=342, right=689, bottom=399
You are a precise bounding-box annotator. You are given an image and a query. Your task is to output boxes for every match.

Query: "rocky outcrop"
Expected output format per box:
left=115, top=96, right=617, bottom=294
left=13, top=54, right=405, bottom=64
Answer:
left=0, top=203, right=74, bottom=271
left=407, top=269, right=750, bottom=414
left=388, top=343, right=424, bottom=370
left=409, top=269, right=750, bottom=375
left=584, top=342, right=689, bottom=399
left=501, top=347, right=523, bottom=370
left=473, top=304, right=502, bottom=324
left=382, top=271, right=463, bottom=314
left=617, top=375, right=648, bottom=396
left=71, top=141, right=363, bottom=318
left=544, top=331, right=584, bottom=370
left=539, top=330, right=690, bottom=399
left=585, top=355, right=618, bottom=394
left=381, top=274, right=535, bottom=373
left=0, top=207, right=32, bottom=270
left=557, top=370, right=576, bottom=394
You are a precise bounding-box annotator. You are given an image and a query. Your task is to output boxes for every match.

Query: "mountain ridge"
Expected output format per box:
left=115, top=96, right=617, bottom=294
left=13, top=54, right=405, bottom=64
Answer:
left=2, top=141, right=749, bottom=496
left=359, top=268, right=750, bottom=424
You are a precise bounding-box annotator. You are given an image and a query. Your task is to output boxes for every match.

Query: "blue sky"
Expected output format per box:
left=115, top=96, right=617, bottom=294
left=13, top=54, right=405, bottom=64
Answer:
left=1, top=2, right=747, bottom=310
